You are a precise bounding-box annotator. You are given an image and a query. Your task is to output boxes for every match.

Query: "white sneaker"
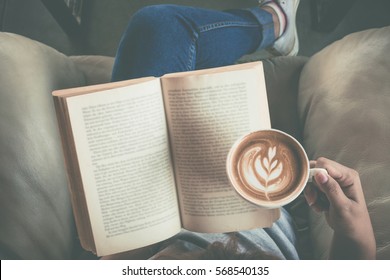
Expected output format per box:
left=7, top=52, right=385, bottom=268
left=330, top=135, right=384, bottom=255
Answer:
left=269, top=0, right=300, bottom=56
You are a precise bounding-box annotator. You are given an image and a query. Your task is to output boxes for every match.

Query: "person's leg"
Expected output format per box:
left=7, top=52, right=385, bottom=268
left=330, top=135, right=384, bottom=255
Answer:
left=111, top=4, right=275, bottom=81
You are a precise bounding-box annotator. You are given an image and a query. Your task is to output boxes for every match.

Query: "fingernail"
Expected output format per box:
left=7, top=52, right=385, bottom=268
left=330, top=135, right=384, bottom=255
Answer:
left=316, top=172, right=328, bottom=184
left=304, top=186, right=316, bottom=206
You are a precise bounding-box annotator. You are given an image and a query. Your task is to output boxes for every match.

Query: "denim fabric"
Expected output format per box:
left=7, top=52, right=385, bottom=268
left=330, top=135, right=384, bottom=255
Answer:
left=150, top=208, right=299, bottom=260
left=112, top=4, right=275, bottom=81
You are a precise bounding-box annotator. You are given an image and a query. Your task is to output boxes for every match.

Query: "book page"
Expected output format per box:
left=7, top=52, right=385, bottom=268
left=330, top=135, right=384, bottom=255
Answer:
left=162, top=62, right=280, bottom=233
left=65, top=79, right=181, bottom=256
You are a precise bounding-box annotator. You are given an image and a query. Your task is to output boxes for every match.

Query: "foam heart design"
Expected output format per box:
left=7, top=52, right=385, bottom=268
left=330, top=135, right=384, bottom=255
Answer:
left=238, top=143, right=293, bottom=200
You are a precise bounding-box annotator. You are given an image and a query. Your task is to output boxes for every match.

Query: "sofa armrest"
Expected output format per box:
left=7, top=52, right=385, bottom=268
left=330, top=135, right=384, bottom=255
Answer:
left=298, top=27, right=390, bottom=259
left=0, top=32, right=112, bottom=259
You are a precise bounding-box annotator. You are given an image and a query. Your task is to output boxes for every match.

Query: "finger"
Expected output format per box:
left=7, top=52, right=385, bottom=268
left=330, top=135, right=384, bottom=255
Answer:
left=315, top=157, right=362, bottom=201
left=315, top=157, right=357, bottom=187
left=309, top=160, right=317, bottom=169
left=304, top=184, right=329, bottom=212
left=304, top=184, right=317, bottom=206
left=311, top=203, right=325, bottom=213
left=314, top=172, right=349, bottom=209
left=315, top=157, right=343, bottom=181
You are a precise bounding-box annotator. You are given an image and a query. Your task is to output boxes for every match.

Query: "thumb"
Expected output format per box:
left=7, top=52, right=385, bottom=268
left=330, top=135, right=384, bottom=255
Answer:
left=315, top=172, right=348, bottom=209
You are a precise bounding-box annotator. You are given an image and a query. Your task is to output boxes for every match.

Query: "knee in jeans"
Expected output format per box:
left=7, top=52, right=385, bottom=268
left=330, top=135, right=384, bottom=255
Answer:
left=130, top=5, right=187, bottom=35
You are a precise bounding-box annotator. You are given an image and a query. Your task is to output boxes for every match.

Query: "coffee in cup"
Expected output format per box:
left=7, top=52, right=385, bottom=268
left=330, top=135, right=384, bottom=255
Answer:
left=226, top=129, right=326, bottom=208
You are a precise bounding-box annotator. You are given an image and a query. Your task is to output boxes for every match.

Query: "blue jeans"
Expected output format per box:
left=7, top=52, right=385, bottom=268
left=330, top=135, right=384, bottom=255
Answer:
left=111, top=4, right=275, bottom=81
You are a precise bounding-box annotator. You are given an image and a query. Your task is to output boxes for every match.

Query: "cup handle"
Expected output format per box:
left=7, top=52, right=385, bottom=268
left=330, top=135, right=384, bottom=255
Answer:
left=308, top=168, right=328, bottom=183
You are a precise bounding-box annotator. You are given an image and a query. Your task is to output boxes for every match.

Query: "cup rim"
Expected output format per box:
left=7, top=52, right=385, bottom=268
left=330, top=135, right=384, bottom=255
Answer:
left=226, top=129, right=310, bottom=208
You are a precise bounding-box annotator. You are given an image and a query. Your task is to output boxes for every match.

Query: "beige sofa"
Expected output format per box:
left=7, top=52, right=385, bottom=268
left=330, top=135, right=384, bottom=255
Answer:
left=0, top=26, right=389, bottom=259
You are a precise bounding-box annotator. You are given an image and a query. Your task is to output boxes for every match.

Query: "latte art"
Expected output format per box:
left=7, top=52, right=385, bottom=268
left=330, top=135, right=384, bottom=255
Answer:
left=238, top=143, right=294, bottom=200
left=227, top=129, right=309, bottom=207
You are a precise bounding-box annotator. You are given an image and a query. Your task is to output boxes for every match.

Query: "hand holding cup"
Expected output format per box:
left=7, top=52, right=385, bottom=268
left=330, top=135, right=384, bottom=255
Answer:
left=226, top=129, right=327, bottom=208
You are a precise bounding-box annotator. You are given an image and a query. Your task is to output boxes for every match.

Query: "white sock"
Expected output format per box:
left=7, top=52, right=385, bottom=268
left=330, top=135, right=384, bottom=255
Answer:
left=263, top=1, right=287, bottom=37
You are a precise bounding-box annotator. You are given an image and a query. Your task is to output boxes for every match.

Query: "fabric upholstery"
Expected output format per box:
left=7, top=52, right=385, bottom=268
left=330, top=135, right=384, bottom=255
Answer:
left=262, top=56, right=308, bottom=142
left=69, top=56, right=115, bottom=85
left=298, top=26, right=390, bottom=259
left=0, top=32, right=113, bottom=259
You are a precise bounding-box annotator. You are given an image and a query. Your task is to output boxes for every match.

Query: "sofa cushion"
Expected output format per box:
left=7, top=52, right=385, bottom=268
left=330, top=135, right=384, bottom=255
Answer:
left=0, top=32, right=102, bottom=259
left=298, top=27, right=390, bottom=259
left=70, top=55, right=114, bottom=85
left=262, top=56, right=308, bottom=143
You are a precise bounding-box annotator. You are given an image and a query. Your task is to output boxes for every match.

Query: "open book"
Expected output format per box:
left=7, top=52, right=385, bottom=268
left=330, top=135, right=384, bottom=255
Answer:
left=53, top=61, right=280, bottom=257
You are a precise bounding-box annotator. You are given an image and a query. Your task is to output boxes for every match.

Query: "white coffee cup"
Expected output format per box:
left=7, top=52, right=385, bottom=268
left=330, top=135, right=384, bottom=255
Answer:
left=226, top=129, right=327, bottom=208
